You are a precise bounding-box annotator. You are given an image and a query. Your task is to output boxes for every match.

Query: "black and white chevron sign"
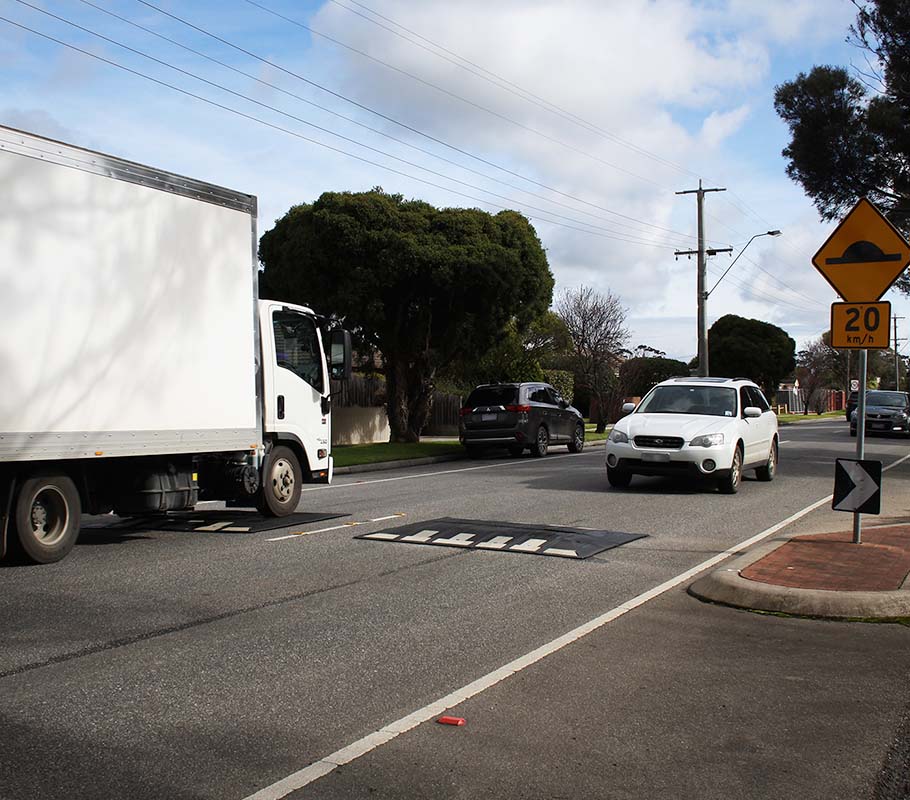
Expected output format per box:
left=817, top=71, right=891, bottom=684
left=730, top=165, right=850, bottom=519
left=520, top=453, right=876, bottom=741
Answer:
left=832, top=458, right=882, bottom=514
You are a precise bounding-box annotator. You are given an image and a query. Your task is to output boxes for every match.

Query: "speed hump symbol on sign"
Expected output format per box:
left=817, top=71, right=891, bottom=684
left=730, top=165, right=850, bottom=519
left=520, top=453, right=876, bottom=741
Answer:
left=812, top=197, right=910, bottom=301
left=830, top=301, right=891, bottom=349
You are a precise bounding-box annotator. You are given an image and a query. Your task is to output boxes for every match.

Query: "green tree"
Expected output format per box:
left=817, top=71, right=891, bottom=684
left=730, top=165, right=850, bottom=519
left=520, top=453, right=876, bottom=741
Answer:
left=774, top=1, right=909, bottom=287
left=708, top=315, right=796, bottom=397
left=619, top=356, right=690, bottom=399
left=259, top=189, right=553, bottom=442
left=446, top=311, right=571, bottom=389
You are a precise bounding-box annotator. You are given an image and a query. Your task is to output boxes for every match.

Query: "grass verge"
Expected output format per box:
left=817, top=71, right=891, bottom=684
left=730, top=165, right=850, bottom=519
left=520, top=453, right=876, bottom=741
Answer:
left=777, top=411, right=844, bottom=424
left=333, top=440, right=463, bottom=468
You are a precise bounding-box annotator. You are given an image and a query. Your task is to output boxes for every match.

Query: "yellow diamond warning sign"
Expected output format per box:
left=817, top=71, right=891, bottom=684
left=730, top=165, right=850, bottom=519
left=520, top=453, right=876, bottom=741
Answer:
left=812, top=197, right=910, bottom=301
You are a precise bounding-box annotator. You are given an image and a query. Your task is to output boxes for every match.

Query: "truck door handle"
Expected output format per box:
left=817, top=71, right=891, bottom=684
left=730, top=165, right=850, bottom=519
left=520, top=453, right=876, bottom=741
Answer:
left=277, top=395, right=285, bottom=420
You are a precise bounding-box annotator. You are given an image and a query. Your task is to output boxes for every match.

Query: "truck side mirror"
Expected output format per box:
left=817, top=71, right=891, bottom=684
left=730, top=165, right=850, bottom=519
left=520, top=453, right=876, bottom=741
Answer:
left=329, top=329, right=352, bottom=381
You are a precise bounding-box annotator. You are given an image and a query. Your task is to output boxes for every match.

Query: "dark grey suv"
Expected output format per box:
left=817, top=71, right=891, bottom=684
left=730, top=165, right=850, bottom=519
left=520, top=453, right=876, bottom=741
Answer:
left=459, top=382, right=585, bottom=457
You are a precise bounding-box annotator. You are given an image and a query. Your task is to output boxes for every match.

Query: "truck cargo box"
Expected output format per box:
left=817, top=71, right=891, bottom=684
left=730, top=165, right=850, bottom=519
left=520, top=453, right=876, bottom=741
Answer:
left=0, top=126, right=260, bottom=461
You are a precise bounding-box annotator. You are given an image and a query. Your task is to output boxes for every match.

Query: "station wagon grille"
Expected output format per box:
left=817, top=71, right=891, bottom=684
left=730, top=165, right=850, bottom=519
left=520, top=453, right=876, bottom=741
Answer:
left=634, top=435, right=684, bottom=450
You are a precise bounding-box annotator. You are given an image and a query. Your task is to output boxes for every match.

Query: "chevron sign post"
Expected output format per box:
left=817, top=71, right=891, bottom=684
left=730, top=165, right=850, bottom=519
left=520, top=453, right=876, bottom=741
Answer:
left=833, top=458, right=882, bottom=515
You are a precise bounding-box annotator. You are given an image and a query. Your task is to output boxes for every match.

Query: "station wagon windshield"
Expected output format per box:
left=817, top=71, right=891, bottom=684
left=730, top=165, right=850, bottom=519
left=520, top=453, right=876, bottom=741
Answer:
left=637, top=385, right=737, bottom=417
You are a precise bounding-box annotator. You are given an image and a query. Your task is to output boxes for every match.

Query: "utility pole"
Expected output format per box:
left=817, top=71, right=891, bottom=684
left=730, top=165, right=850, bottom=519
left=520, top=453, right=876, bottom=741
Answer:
left=675, top=180, right=727, bottom=376
left=894, top=316, right=906, bottom=390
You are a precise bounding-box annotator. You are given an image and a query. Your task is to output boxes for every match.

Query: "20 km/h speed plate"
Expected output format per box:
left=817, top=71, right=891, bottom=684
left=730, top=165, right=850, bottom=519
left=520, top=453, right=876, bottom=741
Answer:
left=830, top=301, right=891, bottom=349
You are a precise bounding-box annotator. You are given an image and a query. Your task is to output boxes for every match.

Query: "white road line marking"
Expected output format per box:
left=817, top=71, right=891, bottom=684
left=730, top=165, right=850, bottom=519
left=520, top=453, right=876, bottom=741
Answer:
left=266, top=514, right=406, bottom=543
left=474, top=536, right=513, bottom=550
left=431, top=533, right=475, bottom=547
left=543, top=548, right=579, bottom=558
left=509, top=538, right=547, bottom=552
left=245, top=456, right=910, bottom=799
left=400, top=529, right=438, bottom=543
left=302, top=451, right=596, bottom=492
left=267, top=523, right=352, bottom=542
left=194, top=521, right=233, bottom=532
left=361, top=532, right=400, bottom=540
left=224, top=526, right=251, bottom=532
left=240, top=491, right=841, bottom=800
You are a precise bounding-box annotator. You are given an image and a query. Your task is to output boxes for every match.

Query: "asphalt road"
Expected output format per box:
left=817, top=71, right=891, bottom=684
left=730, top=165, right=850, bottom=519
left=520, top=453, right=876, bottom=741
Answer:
left=1, top=420, right=908, bottom=799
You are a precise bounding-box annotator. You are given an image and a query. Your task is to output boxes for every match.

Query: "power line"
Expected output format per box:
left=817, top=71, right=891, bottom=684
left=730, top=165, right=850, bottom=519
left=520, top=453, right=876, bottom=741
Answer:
left=0, top=13, right=693, bottom=251
left=239, top=0, right=676, bottom=192
left=66, top=0, right=689, bottom=248
left=323, top=0, right=702, bottom=181
left=13, top=1, right=697, bottom=248
left=128, top=0, right=705, bottom=245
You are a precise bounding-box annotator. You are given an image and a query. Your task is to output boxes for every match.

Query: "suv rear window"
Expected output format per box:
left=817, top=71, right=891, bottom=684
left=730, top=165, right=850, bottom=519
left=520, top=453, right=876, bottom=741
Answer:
left=466, top=386, right=519, bottom=408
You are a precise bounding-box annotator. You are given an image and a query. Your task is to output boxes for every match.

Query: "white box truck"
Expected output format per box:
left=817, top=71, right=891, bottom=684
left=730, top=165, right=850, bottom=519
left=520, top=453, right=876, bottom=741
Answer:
left=0, top=125, right=351, bottom=563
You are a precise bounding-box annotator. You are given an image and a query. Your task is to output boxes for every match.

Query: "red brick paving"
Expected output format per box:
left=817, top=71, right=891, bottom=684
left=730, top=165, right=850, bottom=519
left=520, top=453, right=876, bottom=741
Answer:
left=741, top=525, right=910, bottom=592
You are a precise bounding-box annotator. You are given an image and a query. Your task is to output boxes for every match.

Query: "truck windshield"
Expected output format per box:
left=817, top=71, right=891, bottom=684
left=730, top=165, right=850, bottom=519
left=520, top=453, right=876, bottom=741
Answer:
left=273, top=311, right=324, bottom=393
left=637, top=385, right=737, bottom=417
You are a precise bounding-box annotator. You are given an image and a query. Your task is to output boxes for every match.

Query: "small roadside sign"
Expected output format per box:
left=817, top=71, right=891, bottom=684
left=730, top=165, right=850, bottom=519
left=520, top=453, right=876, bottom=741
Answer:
left=850, top=380, right=860, bottom=392
left=833, top=458, right=881, bottom=514
left=830, top=301, right=891, bottom=349
left=812, top=198, right=910, bottom=301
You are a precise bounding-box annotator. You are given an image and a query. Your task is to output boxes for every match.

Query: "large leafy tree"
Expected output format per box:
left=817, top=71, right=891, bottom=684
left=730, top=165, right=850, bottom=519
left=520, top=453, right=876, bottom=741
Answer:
left=445, top=311, right=570, bottom=388
left=619, top=355, right=690, bottom=399
left=259, top=189, right=553, bottom=442
left=774, top=0, right=909, bottom=288
left=708, top=315, right=796, bottom=397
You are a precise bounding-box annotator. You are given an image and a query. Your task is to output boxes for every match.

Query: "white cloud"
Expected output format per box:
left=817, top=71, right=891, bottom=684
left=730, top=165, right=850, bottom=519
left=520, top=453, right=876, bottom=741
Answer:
left=700, top=104, right=751, bottom=148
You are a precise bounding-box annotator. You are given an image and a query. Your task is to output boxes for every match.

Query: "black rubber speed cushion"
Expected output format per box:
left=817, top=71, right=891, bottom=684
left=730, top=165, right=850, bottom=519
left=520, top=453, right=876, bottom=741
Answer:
left=355, top=517, right=645, bottom=559
left=82, top=510, right=348, bottom=533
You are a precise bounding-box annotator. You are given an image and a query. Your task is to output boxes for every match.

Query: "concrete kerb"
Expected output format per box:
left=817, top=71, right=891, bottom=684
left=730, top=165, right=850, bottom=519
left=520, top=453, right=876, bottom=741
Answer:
left=688, top=534, right=910, bottom=620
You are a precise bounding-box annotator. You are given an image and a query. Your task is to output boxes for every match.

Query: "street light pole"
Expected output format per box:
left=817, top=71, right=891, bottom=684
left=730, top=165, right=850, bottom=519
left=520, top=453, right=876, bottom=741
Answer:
left=705, top=229, right=782, bottom=298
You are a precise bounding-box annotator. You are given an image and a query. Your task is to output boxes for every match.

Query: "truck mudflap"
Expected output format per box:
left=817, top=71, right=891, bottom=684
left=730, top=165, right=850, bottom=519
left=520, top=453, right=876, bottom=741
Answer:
left=0, top=474, right=15, bottom=560
left=310, top=455, right=333, bottom=484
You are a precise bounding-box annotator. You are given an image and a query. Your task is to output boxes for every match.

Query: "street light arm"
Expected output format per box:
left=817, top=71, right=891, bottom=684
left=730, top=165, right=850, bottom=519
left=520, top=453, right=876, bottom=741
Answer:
left=705, top=230, right=781, bottom=298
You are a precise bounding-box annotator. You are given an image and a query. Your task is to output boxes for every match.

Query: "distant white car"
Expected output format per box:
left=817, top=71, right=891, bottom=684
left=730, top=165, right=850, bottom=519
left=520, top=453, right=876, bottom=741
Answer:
left=604, top=377, right=779, bottom=493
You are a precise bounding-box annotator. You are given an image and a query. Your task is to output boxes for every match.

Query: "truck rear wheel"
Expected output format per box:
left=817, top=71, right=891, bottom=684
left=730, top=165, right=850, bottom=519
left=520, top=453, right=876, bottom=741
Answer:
left=256, top=446, right=302, bottom=517
left=14, top=472, right=81, bottom=564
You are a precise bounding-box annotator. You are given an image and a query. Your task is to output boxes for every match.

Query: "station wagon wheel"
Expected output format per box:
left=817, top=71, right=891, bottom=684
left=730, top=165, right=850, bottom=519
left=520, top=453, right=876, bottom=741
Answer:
left=756, top=439, right=777, bottom=481
left=531, top=425, right=549, bottom=457
left=568, top=423, right=585, bottom=453
left=718, top=445, right=743, bottom=494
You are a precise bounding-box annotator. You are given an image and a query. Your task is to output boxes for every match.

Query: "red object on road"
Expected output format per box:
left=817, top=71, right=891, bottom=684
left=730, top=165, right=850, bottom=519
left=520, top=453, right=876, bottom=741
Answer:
left=436, top=716, right=465, bottom=726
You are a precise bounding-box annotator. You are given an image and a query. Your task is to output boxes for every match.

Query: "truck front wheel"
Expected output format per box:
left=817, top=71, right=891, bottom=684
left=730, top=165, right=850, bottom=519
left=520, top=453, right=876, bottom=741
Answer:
left=14, top=472, right=81, bottom=563
left=256, top=446, right=302, bottom=517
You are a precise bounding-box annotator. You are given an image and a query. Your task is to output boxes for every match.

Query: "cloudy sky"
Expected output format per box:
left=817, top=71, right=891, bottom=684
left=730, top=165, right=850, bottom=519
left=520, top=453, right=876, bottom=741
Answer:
left=2, top=0, right=897, bottom=362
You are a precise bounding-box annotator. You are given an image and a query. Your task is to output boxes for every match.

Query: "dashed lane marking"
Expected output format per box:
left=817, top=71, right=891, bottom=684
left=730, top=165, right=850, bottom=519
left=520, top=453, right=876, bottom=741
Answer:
left=267, top=513, right=407, bottom=542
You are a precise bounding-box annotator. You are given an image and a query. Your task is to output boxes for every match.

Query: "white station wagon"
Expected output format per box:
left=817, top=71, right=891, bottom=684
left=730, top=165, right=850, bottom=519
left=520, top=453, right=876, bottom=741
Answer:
left=605, top=377, right=779, bottom=493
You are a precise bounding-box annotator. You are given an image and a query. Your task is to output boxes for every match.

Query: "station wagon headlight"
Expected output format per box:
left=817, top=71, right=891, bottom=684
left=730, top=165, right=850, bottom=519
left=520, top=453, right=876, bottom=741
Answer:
left=608, top=428, right=629, bottom=444
left=690, top=433, right=724, bottom=447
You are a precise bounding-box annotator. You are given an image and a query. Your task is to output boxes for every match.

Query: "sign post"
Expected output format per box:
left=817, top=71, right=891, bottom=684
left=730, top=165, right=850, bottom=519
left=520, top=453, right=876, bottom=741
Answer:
left=812, top=197, right=910, bottom=544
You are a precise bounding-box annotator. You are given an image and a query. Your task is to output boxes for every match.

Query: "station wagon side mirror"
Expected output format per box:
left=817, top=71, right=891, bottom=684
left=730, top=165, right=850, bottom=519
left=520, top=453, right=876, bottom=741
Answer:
left=621, top=402, right=636, bottom=414
left=743, top=406, right=762, bottom=418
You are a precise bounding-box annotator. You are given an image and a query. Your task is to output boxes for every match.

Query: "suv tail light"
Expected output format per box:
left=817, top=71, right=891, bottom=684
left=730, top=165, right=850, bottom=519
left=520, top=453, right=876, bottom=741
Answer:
left=459, top=407, right=473, bottom=416
left=505, top=404, right=531, bottom=413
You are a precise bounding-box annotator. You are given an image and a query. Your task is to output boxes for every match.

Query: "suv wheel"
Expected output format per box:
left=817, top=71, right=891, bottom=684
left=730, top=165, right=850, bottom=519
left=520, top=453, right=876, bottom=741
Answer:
left=568, top=424, right=585, bottom=453
left=531, top=425, right=549, bottom=457
left=718, top=445, right=743, bottom=494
